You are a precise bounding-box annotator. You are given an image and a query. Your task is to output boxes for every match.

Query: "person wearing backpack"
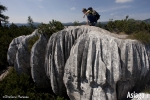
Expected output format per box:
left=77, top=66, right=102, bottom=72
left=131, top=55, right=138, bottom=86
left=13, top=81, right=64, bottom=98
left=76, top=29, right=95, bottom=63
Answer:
left=88, top=7, right=100, bottom=22
left=82, top=8, right=97, bottom=26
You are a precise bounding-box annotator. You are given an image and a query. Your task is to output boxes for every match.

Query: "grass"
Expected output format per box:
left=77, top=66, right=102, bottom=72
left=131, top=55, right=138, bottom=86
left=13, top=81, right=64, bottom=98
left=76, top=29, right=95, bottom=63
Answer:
left=128, top=31, right=150, bottom=44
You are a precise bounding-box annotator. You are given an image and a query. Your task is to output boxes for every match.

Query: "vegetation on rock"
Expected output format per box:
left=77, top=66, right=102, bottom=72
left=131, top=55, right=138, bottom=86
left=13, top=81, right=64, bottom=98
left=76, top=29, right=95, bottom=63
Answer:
left=38, top=19, right=64, bottom=38
left=28, top=35, right=39, bottom=52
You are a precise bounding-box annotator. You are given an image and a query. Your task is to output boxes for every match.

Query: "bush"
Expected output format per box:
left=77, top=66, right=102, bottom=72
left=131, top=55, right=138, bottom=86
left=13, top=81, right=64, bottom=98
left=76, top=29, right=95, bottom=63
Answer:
left=0, top=67, right=67, bottom=100
left=104, top=17, right=150, bottom=44
left=38, top=20, right=64, bottom=38
left=28, top=35, right=39, bottom=52
left=0, top=67, right=35, bottom=99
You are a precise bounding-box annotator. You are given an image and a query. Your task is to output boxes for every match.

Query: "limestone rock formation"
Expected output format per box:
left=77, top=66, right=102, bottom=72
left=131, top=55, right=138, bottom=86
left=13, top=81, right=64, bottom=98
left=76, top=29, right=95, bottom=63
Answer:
left=31, top=34, right=50, bottom=88
left=45, top=27, right=84, bottom=96
left=14, top=29, right=39, bottom=75
left=7, top=26, right=150, bottom=100
left=63, top=26, right=150, bottom=100
left=7, top=35, right=25, bottom=65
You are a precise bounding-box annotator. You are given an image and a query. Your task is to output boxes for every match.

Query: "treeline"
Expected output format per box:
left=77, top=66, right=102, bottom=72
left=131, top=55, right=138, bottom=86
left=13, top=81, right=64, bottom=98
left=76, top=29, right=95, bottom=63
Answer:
left=103, top=17, right=150, bottom=44
left=104, top=18, right=150, bottom=34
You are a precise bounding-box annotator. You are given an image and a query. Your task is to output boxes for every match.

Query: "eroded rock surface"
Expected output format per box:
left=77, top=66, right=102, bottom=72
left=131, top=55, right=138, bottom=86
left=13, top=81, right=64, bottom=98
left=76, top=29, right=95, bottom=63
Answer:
left=45, top=27, right=84, bottom=96
left=63, top=26, right=150, bottom=100
left=7, top=26, right=150, bottom=100
left=14, top=29, right=39, bottom=75
left=31, top=34, right=50, bottom=88
left=7, top=35, right=25, bottom=65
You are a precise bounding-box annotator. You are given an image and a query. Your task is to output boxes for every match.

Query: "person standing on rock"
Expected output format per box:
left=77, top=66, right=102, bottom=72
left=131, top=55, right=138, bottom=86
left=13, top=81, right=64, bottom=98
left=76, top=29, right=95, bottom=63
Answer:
left=82, top=8, right=97, bottom=26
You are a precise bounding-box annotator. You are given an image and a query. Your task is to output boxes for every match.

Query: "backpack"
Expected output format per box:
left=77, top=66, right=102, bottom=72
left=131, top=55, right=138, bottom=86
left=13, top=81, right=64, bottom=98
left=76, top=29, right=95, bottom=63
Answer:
left=88, top=7, right=100, bottom=21
left=94, top=11, right=100, bottom=20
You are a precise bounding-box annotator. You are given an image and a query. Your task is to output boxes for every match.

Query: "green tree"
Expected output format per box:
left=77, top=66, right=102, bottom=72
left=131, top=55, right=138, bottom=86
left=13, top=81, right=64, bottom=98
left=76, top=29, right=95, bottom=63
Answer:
left=125, top=15, right=129, bottom=21
left=123, top=18, right=137, bottom=34
left=106, top=20, right=114, bottom=32
left=27, top=16, right=34, bottom=28
left=0, top=3, right=9, bottom=27
left=73, top=21, right=80, bottom=26
left=38, top=19, right=64, bottom=38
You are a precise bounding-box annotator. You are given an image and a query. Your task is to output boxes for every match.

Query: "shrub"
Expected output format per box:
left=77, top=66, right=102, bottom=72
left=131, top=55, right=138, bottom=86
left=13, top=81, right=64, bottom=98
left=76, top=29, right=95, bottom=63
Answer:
left=38, top=19, right=64, bottom=38
left=28, top=35, right=39, bottom=52
left=0, top=67, right=67, bottom=100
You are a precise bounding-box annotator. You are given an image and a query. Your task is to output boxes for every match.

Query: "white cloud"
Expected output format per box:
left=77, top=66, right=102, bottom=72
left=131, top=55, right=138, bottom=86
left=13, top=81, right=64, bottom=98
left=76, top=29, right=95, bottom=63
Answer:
left=70, top=7, right=75, bottom=10
left=115, top=0, right=133, bottom=3
left=96, top=6, right=131, bottom=13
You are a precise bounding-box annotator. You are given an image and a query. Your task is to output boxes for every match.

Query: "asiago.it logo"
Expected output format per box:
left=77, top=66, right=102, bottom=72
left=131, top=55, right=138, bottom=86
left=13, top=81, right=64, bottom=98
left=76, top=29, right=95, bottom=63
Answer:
left=127, top=91, right=150, bottom=99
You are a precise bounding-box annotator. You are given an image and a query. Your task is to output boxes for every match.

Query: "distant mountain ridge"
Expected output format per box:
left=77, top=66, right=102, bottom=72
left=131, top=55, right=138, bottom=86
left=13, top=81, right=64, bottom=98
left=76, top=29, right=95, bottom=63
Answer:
left=2, top=18, right=150, bottom=27
left=143, top=18, right=150, bottom=23
left=2, top=21, right=108, bottom=27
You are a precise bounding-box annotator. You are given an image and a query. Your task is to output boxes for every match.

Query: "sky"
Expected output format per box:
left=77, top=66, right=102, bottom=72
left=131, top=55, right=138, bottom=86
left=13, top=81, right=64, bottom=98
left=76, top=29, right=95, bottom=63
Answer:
left=0, top=0, right=150, bottom=23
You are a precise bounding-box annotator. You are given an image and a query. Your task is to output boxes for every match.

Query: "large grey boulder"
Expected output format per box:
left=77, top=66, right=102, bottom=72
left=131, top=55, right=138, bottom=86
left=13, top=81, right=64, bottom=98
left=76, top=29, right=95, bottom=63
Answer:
left=45, top=27, right=85, bottom=96
left=14, top=29, right=39, bottom=75
left=7, top=26, right=150, bottom=100
left=31, top=34, right=50, bottom=88
left=63, top=26, right=150, bottom=100
left=7, top=36, right=25, bottom=65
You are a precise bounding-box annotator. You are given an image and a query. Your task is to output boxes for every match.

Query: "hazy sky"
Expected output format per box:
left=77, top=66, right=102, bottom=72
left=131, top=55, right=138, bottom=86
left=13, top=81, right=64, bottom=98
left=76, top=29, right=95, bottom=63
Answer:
left=1, top=0, right=150, bottom=23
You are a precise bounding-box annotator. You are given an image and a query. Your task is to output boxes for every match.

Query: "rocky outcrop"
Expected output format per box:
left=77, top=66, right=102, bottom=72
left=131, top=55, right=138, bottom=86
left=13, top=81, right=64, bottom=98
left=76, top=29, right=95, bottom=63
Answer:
left=7, top=26, right=150, bottom=100
left=63, top=27, right=150, bottom=100
left=45, top=27, right=84, bottom=96
left=31, top=34, right=50, bottom=88
left=13, top=29, right=39, bottom=75
left=7, top=35, right=25, bottom=65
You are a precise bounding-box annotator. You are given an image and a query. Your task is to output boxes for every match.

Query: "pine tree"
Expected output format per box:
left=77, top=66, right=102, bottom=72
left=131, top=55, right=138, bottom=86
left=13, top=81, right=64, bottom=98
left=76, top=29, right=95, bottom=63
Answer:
left=27, top=16, right=34, bottom=28
left=0, top=3, right=9, bottom=27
